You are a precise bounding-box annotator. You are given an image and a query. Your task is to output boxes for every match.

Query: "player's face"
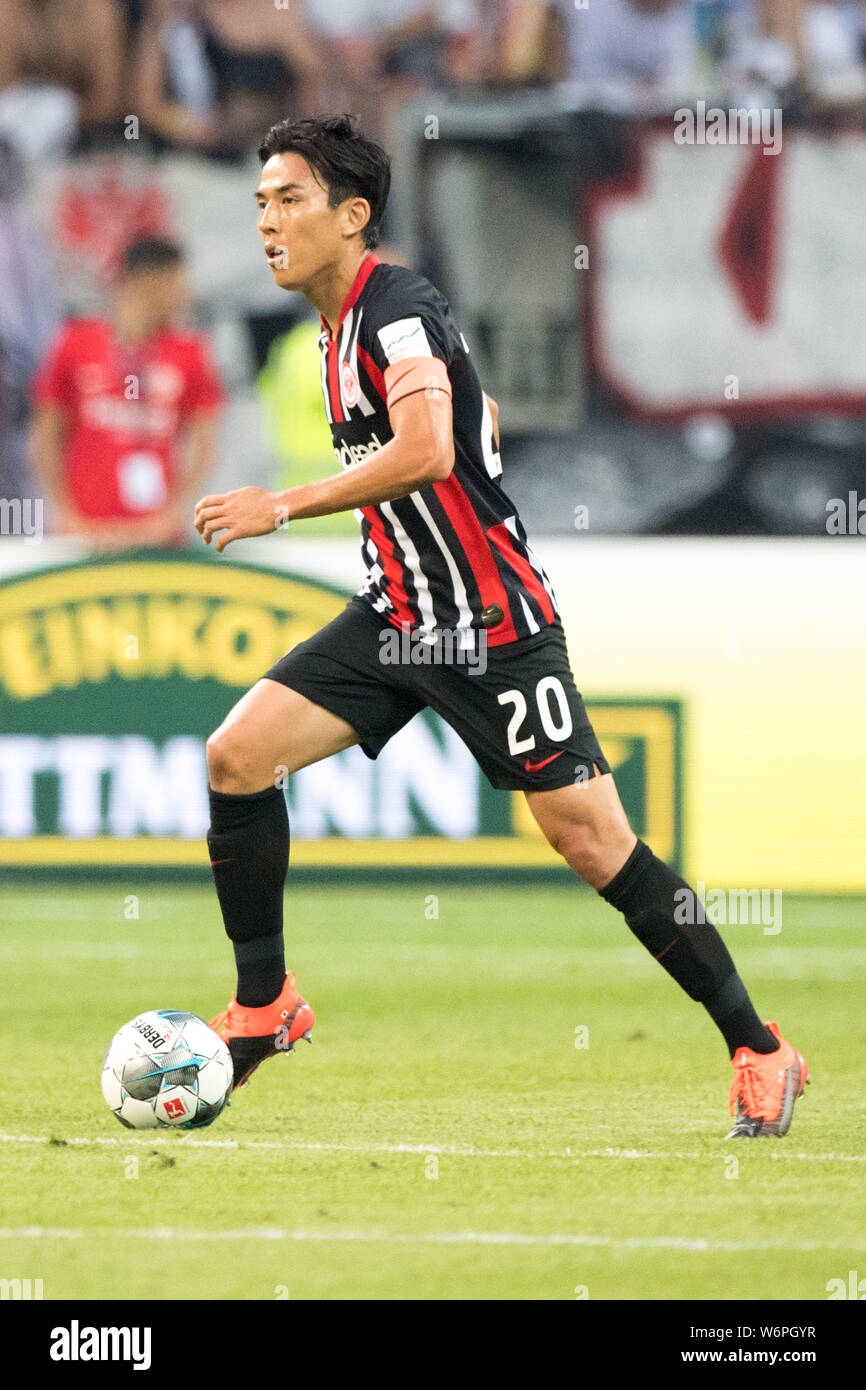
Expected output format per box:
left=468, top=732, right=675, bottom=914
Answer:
left=122, top=266, right=189, bottom=327
left=149, top=267, right=189, bottom=321
left=256, top=152, right=345, bottom=291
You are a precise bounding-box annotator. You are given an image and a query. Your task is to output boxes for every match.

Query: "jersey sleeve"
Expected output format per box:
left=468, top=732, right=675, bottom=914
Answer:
left=362, top=273, right=459, bottom=410
left=31, top=323, right=77, bottom=408
left=178, top=337, right=224, bottom=416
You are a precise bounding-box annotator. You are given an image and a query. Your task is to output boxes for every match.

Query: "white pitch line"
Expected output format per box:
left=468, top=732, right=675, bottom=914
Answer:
left=1, top=1131, right=864, bottom=1164
left=0, top=1226, right=864, bottom=1253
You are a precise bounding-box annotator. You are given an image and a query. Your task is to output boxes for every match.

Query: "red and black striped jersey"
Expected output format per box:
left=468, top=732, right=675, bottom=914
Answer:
left=317, top=253, right=558, bottom=647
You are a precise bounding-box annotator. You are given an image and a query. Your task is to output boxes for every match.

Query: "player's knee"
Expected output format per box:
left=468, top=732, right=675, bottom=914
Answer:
left=546, top=817, right=634, bottom=889
left=206, top=727, right=259, bottom=793
left=549, top=823, right=607, bottom=884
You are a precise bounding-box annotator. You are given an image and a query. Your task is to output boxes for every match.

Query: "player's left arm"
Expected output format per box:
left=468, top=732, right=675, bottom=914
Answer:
left=195, top=366, right=454, bottom=549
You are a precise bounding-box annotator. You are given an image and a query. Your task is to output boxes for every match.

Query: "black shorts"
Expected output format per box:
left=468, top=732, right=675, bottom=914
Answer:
left=263, top=597, right=610, bottom=793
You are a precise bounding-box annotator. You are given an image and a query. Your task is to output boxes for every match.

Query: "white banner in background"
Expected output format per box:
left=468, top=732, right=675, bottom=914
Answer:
left=588, top=129, right=866, bottom=418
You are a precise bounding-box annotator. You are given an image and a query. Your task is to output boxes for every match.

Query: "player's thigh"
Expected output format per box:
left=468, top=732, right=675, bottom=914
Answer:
left=525, top=771, right=632, bottom=843
left=419, top=619, right=607, bottom=795
left=207, top=678, right=359, bottom=790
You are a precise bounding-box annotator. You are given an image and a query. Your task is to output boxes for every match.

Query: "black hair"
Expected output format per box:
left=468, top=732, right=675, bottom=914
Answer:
left=121, top=236, right=184, bottom=276
left=258, top=114, right=391, bottom=250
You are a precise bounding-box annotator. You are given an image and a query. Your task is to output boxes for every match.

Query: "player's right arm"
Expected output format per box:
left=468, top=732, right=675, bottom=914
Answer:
left=29, top=401, right=82, bottom=535
left=29, top=325, right=85, bottom=535
left=195, top=273, right=463, bottom=548
left=195, top=385, right=455, bottom=549
left=278, top=384, right=455, bottom=521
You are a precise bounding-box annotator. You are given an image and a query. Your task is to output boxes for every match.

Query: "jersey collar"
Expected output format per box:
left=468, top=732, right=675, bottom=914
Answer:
left=320, top=252, right=380, bottom=342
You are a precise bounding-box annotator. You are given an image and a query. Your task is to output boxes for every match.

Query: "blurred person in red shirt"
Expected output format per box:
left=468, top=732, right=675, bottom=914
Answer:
left=30, top=235, right=223, bottom=550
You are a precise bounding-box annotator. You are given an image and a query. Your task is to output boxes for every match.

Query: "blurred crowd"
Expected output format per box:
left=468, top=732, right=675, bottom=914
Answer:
left=2, top=0, right=866, bottom=547
left=2, top=0, right=866, bottom=167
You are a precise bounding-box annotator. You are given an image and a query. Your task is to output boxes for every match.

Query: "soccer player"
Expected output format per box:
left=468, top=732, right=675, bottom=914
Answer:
left=31, top=236, right=223, bottom=552
left=195, top=115, right=808, bottom=1139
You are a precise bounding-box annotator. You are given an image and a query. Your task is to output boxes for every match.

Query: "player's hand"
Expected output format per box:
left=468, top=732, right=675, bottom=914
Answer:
left=194, top=487, right=288, bottom=552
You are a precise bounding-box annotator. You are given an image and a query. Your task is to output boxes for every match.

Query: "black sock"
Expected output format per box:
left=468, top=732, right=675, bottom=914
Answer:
left=599, top=840, right=778, bottom=1057
left=701, top=973, right=779, bottom=1058
left=207, top=784, right=288, bottom=1008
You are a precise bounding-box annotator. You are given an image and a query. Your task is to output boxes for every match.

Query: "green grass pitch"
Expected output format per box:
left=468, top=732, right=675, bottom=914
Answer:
left=1, top=882, right=863, bottom=1301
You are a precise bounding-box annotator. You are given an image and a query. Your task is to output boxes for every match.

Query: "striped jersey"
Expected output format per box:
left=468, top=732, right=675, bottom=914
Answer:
left=317, top=253, right=558, bottom=647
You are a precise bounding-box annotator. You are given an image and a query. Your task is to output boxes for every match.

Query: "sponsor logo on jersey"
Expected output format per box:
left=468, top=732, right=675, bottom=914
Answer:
left=377, top=316, right=433, bottom=364
left=340, top=360, right=360, bottom=407
left=334, top=432, right=385, bottom=469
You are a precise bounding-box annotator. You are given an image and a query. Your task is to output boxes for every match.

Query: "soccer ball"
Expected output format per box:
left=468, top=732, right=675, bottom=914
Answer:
left=101, top=1010, right=233, bottom=1130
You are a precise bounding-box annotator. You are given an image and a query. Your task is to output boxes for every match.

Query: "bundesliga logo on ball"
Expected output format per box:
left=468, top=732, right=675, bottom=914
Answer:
left=101, top=1010, right=233, bottom=1129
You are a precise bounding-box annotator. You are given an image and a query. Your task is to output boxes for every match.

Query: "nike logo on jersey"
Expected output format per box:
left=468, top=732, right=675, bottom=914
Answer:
left=524, top=751, right=565, bottom=772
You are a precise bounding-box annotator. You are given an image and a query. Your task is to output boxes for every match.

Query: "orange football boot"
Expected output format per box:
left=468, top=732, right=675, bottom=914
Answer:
left=727, top=1021, right=809, bottom=1138
left=209, top=971, right=314, bottom=1091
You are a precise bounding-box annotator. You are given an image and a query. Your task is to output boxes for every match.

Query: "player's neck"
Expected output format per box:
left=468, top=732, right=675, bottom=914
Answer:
left=307, top=247, right=372, bottom=339
left=114, top=298, right=166, bottom=345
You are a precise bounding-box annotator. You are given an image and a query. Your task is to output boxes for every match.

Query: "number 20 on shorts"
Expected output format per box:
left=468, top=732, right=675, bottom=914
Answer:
left=497, top=677, right=573, bottom=755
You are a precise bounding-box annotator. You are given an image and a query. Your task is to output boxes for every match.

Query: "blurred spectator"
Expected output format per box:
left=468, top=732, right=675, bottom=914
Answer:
left=0, top=0, right=124, bottom=161
left=460, top=0, right=514, bottom=87
left=305, top=1, right=481, bottom=141
left=372, top=1, right=480, bottom=84
left=788, top=1, right=866, bottom=105
left=721, top=0, right=807, bottom=99
left=714, top=1, right=866, bottom=106
left=29, top=235, right=223, bottom=551
left=500, top=0, right=696, bottom=100
left=375, top=0, right=482, bottom=146
left=133, top=0, right=326, bottom=158
left=0, top=138, right=59, bottom=506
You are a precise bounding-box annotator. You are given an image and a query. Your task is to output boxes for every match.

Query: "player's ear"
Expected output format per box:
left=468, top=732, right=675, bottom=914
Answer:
left=341, top=196, right=372, bottom=243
